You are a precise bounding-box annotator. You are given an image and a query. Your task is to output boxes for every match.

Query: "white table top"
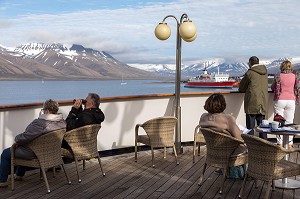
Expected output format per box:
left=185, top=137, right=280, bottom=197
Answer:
left=256, top=126, right=300, bottom=136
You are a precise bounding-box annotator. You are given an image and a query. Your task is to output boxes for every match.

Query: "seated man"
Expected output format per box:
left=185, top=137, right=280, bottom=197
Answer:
left=0, top=99, right=66, bottom=187
left=62, top=93, right=105, bottom=149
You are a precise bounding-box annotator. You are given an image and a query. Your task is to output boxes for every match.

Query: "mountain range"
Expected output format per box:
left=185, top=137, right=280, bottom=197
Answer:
left=0, top=43, right=159, bottom=80
left=129, top=57, right=300, bottom=79
left=1, top=42, right=299, bottom=80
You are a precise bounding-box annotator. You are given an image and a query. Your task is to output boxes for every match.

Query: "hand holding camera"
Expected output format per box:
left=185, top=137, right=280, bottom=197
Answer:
left=73, top=99, right=87, bottom=109
left=73, top=99, right=87, bottom=104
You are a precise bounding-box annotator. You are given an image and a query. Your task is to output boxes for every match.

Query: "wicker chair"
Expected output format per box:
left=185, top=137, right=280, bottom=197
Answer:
left=193, top=124, right=206, bottom=163
left=61, top=124, right=105, bottom=183
left=198, top=128, right=248, bottom=194
left=11, top=128, right=71, bottom=193
left=239, top=134, right=300, bottom=199
left=135, top=116, right=179, bottom=167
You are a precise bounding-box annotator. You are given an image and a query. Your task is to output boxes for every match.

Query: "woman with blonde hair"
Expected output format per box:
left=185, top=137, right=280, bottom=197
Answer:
left=271, top=60, right=300, bottom=145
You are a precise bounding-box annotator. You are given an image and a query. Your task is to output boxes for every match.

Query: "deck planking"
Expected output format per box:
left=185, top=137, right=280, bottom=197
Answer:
left=1, top=145, right=300, bottom=199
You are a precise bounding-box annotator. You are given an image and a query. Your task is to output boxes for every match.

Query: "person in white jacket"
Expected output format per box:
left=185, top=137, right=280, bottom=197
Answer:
left=0, top=99, right=66, bottom=188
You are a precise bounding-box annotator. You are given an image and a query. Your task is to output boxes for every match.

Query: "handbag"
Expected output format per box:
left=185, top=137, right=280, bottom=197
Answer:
left=229, top=165, right=245, bottom=179
left=274, top=114, right=286, bottom=127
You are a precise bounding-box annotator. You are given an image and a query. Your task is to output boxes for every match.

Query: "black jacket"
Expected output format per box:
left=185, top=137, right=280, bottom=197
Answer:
left=66, top=106, right=105, bottom=131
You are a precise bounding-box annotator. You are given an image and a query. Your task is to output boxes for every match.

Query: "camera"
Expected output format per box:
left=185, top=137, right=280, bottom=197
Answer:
left=73, top=99, right=87, bottom=104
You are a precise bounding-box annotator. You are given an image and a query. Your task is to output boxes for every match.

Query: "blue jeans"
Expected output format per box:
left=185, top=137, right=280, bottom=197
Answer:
left=0, top=148, right=26, bottom=182
left=246, top=114, right=267, bottom=139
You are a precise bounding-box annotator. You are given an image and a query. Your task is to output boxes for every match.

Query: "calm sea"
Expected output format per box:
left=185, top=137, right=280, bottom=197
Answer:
left=0, top=80, right=238, bottom=106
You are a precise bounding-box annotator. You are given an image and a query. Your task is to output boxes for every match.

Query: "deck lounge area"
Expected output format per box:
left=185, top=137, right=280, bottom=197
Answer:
left=1, top=144, right=300, bottom=199
left=2, top=92, right=300, bottom=198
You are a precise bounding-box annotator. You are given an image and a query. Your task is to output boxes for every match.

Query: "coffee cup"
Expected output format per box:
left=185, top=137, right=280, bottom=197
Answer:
left=272, top=121, right=280, bottom=130
left=262, top=120, right=269, bottom=126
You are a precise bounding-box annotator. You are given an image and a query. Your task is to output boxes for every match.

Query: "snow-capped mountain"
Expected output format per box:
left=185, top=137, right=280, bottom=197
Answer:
left=12, top=43, right=69, bottom=57
left=1, top=42, right=300, bottom=80
left=0, top=42, right=158, bottom=80
left=129, top=57, right=300, bottom=78
left=128, top=63, right=189, bottom=76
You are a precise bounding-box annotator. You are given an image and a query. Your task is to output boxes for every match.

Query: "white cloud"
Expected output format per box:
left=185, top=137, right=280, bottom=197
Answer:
left=0, top=0, right=299, bottom=64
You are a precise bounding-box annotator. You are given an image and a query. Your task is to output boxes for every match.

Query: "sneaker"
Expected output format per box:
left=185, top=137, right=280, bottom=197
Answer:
left=214, top=168, right=223, bottom=175
left=0, top=181, right=8, bottom=188
left=14, top=175, right=23, bottom=181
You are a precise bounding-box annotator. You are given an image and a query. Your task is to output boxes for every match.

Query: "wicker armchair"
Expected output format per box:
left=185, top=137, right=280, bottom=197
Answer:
left=198, top=128, right=248, bottom=194
left=61, top=124, right=105, bottom=183
left=239, top=134, right=300, bottom=199
left=193, top=124, right=206, bottom=163
left=135, top=116, right=179, bottom=168
left=11, top=128, right=71, bottom=193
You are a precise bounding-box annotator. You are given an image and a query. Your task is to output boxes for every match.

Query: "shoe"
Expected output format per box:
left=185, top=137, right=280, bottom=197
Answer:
left=0, top=181, right=8, bottom=188
left=214, top=168, right=223, bottom=175
left=62, top=157, right=73, bottom=164
left=14, top=175, right=23, bottom=181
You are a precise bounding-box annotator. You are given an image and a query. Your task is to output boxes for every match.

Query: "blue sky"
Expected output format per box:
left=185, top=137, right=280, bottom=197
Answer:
left=0, top=0, right=299, bottom=64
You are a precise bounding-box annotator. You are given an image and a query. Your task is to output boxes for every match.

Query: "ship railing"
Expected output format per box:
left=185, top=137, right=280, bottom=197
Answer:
left=0, top=91, right=296, bottom=152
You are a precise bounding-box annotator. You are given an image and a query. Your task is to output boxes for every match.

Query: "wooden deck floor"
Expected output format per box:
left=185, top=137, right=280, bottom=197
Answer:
left=1, top=145, right=300, bottom=199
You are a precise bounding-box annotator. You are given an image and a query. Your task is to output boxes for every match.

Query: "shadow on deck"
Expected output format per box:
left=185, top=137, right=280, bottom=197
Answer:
left=1, top=145, right=300, bottom=199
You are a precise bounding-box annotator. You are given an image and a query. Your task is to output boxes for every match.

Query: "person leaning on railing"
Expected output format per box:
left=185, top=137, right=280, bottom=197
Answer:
left=271, top=60, right=300, bottom=146
left=0, top=99, right=66, bottom=188
left=239, top=56, right=268, bottom=139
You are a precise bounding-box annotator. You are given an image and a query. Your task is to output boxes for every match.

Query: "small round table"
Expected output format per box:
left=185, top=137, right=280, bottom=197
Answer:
left=256, top=127, right=300, bottom=189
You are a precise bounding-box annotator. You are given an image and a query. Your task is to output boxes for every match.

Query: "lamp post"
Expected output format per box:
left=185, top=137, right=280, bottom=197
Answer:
left=155, top=14, right=197, bottom=153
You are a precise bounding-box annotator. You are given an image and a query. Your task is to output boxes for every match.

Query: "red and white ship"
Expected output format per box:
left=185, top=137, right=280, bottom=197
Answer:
left=184, top=67, right=236, bottom=88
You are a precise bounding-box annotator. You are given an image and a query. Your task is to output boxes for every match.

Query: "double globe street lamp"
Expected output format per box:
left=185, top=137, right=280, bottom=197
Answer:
left=155, top=13, right=197, bottom=153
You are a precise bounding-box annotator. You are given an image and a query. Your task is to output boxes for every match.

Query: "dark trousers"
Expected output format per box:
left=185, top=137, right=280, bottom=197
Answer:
left=0, top=148, right=26, bottom=182
left=246, top=114, right=267, bottom=139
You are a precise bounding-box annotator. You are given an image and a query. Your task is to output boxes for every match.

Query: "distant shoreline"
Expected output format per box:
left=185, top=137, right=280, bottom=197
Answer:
left=0, top=77, right=169, bottom=81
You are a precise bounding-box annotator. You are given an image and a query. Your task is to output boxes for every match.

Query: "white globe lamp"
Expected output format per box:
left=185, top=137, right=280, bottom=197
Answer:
left=155, top=23, right=171, bottom=40
left=179, top=20, right=196, bottom=40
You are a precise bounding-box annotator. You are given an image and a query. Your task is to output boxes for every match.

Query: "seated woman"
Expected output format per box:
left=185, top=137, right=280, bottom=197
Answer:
left=199, top=93, right=247, bottom=156
left=0, top=99, right=66, bottom=187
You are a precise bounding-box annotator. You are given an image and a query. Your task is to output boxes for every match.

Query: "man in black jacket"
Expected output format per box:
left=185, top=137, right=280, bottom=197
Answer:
left=66, top=93, right=105, bottom=131
left=62, top=93, right=105, bottom=150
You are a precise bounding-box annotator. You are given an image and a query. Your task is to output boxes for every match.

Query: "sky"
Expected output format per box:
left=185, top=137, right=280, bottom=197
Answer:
left=0, top=0, right=299, bottom=65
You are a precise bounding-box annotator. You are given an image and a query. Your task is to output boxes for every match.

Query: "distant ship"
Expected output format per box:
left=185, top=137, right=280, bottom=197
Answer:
left=184, top=66, right=236, bottom=88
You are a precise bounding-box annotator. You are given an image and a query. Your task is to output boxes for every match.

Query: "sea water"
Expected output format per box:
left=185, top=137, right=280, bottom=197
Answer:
left=0, top=80, right=238, bottom=106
